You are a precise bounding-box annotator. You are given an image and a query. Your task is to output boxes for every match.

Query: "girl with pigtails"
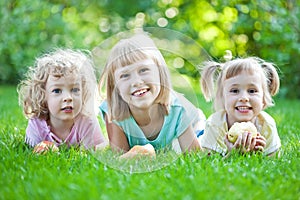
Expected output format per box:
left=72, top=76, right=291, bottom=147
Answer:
left=199, top=55, right=281, bottom=157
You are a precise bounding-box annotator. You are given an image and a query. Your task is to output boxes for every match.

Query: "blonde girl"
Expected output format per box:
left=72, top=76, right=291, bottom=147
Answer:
left=200, top=56, right=281, bottom=156
left=18, top=49, right=106, bottom=151
left=99, top=33, right=205, bottom=157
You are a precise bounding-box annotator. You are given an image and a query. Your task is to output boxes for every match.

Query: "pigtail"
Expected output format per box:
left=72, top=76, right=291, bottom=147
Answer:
left=261, top=62, right=280, bottom=96
left=200, top=61, right=222, bottom=102
left=253, top=57, right=280, bottom=96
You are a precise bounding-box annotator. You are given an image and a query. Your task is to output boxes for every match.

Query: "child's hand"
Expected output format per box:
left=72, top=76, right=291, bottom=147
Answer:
left=120, top=144, right=156, bottom=159
left=225, top=121, right=258, bottom=155
left=225, top=131, right=256, bottom=154
left=224, top=133, right=235, bottom=154
left=254, top=133, right=266, bottom=152
left=227, top=122, right=257, bottom=143
left=33, top=141, right=59, bottom=154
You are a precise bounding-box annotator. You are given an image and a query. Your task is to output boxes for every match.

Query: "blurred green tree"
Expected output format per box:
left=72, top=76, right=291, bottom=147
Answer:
left=1, top=0, right=299, bottom=98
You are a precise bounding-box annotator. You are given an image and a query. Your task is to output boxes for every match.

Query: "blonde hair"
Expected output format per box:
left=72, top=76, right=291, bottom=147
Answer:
left=99, top=33, right=172, bottom=121
left=18, top=48, right=99, bottom=119
left=200, top=57, right=280, bottom=111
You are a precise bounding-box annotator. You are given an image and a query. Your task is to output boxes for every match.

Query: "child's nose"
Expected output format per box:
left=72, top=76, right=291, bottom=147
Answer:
left=63, top=92, right=73, bottom=102
left=239, top=92, right=249, bottom=102
left=131, top=74, right=144, bottom=87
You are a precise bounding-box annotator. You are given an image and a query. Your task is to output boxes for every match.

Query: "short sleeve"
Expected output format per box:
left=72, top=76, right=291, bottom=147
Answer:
left=75, top=116, right=107, bottom=150
left=200, top=111, right=227, bottom=154
left=173, top=93, right=205, bottom=137
left=258, top=112, right=281, bottom=155
left=99, top=100, right=108, bottom=121
left=25, top=118, right=49, bottom=147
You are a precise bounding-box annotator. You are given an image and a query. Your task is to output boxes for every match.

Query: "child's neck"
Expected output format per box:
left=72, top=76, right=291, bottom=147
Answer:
left=130, top=104, right=161, bottom=126
left=48, top=118, right=75, bottom=141
left=130, top=104, right=164, bottom=140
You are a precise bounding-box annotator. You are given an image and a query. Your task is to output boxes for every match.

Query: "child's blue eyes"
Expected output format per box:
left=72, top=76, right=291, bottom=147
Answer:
left=229, top=89, right=257, bottom=94
left=71, top=88, right=80, bottom=93
left=51, top=88, right=80, bottom=93
left=139, top=68, right=149, bottom=73
left=119, top=68, right=150, bottom=79
left=248, top=89, right=256, bottom=93
left=120, top=74, right=129, bottom=79
left=230, top=89, right=239, bottom=93
left=52, top=89, right=61, bottom=94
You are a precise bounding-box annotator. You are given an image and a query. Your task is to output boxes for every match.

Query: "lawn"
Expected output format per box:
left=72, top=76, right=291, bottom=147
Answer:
left=0, top=85, right=299, bottom=200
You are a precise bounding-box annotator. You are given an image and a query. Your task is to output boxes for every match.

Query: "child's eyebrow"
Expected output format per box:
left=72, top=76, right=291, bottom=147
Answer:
left=47, top=82, right=81, bottom=88
left=114, top=68, right=130, bottom=79
left=115, top=59, right=155, bottom=76
left=228, top=83, right=239, bottom=87
left=116, top=67, right=130, bottom=73
left=72, top=82, right=81, bottom=86
left=47, top=83, right=63, bottom=88
left=228, top=83, right=260, bottom=88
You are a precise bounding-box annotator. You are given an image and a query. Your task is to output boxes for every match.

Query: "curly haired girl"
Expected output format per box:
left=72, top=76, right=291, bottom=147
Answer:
left=18, top=49, right=107, bottom=152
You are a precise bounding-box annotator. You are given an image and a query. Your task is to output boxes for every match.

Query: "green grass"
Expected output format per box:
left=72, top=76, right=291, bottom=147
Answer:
left=0, top=85, right=299, bottom=200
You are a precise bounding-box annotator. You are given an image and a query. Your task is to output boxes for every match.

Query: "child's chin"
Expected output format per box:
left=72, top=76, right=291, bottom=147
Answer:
left=236, top=117, right=253, bottom=123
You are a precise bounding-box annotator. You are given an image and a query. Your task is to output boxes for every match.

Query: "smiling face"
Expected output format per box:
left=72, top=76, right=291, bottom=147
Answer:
left=223, top=71, right=264, bottom=128
left=45, top=74, right=82, bottom=125
left=114, top=59, right=161, bottom=111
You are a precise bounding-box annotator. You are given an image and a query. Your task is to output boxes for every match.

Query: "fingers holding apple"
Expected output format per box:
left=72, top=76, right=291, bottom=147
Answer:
left=228, top=122, right=257, bottom=143
left=254, top=133, right=266, bottom=152
left=226, top=122, right=259, bottom=154
left=224, top=134, right=235, bottom=152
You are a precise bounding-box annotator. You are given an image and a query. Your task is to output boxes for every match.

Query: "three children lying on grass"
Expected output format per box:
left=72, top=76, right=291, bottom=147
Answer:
left=18, top=33, right=281, bottom=158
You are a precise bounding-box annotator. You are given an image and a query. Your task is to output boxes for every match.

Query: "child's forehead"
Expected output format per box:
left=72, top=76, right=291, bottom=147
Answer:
left=225, top=64, right=260, bottom=79
left=47, top=73, right=82, bottom=83
left=114, top=59, right=155, bottom=73
left=224, top=71, right=262, bottom=87
left=45, top=75, right=82, bottom=90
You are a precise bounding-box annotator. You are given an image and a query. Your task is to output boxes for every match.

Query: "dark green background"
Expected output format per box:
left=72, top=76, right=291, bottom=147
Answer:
left=1, top=0, right=299, bottom=98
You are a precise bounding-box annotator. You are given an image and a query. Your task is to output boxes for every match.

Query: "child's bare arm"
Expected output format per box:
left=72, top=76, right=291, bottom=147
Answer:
left=104, top=115, right=130, bottom=153
left=178, top=125, right=201, bottom=152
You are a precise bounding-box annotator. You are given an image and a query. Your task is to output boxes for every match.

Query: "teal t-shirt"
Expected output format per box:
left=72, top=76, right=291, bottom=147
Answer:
left=99, top=93, right=204, bottom=150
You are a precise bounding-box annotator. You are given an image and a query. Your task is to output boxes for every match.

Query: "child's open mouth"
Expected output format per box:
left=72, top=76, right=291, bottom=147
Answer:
left=236, top=106, right=252, bottom=111
left=132, top=88, right=150, bottom=97
left=61, top=106, right=73, bottom=112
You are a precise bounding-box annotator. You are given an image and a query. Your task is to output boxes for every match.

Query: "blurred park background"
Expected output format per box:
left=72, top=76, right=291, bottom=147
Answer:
left=1, top=0, right=299, bottom=98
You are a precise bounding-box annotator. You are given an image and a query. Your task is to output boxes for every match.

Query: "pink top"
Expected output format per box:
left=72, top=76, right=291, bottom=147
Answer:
left=25, top=114, right=106, bottom=150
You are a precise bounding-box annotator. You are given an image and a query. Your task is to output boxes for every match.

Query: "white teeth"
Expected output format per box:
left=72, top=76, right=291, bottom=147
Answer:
left=237, top=106, right=249, bottom=111
left=62, top=106, right=72, bottom=110
left=133, top=89, right=148, bottom=96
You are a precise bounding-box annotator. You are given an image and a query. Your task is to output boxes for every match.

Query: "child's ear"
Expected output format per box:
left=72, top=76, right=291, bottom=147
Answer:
left=262, top=99, right=267, bottom=110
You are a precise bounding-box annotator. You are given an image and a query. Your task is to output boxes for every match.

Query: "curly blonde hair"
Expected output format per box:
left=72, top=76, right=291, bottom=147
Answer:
left=18, top=48, right=99, bottom=119
left=99, top=33, right=172, bottom=121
